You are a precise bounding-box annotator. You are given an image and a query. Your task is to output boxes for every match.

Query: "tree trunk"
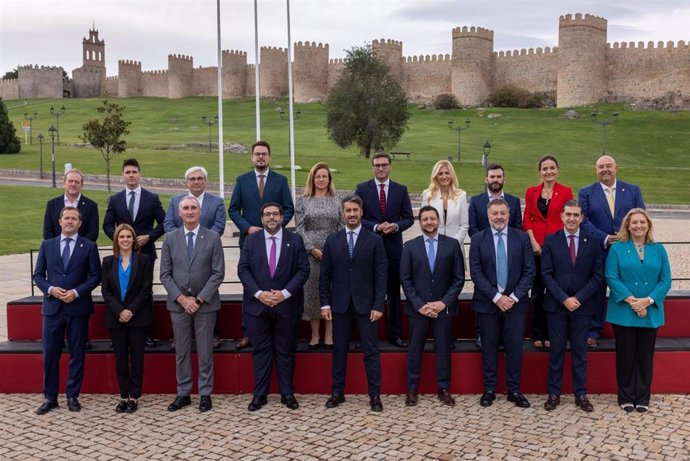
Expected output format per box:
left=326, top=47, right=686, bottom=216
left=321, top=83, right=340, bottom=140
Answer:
left=106, top=157, right=111, bottom=194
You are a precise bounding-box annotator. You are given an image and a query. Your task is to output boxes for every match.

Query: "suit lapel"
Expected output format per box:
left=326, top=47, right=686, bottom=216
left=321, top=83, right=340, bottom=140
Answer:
left=273, top=232, right=292, bottom=278
left=65, top=237, right=84, bottom=272
left=347, top=229, right=360, bottom=261
left=125, top=253, right=139, bottom=300
left=593, top=185, right=613, bottom=219
left=110, top=256, right=122, bottom=299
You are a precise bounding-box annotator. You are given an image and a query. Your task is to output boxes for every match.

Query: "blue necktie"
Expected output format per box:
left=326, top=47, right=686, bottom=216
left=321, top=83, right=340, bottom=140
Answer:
left=496, top=232, right=507, bottom=289
left=187, top=232, right=194, bottom=260
left=427, top=238, right=436, bottom=271
left=348, top=231, right=354, bottom=258
left=62, top=237, right=72, bottom=270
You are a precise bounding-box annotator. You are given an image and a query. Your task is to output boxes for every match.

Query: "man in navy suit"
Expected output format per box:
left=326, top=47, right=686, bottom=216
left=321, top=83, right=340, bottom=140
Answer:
left=400, top=206, right=464, bottom=407
left=229, top=140, right=294, bottom=350
left=103, top=158, right=165, bottom=347
left=469, top=199, right=535, bottom=408
left=578, top=155, right=645, bottom=346
left=320, top=195, right=387, bottom=412
left=541, top=200, right=604, bottom=413
left=43, top=169, right=99, bottom=242
left=164, top=166, right=226, bottom=235
left=33, top=206, right=101, bottom=415
left=238, top=203, right=310, bottom=411
left=354, top=151, right=413, bottom=349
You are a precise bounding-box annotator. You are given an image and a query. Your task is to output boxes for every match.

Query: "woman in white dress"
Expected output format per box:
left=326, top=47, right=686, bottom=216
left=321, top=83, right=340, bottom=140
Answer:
left=421, top=160, right=469, bottom=251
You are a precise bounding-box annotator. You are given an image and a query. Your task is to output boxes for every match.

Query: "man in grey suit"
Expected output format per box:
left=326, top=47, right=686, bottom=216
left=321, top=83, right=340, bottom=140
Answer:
left=160, top=195, right=225, bottom=413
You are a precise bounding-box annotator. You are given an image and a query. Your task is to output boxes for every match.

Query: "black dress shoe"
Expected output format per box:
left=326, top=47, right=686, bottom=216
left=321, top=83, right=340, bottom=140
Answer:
left=36, top=399, right=58, bottom=415
left=115, top=399, right=128, bottom=413
left=325, top=394, right=345, bottom=408
left=167, top=395, right=191, bottom=412
left=369, top=395, right=383, bottom=412
left=281, top=394, right=299, bottom=410
left=437, top=389, right=455, bottom=407
left=389, top=338, right=408, bottom=348
left=507, top=392, right=531, bottom=408
left=67, top=397, right=81, bottom=412
left=323, top=343, right=333, bottom=350
left=480, top=391, right=496, bottom=407
left=405, top=390, right=418, bottom=407
left=146, top=336, right=157, bottom=348
left=199, top=395, right=213, bottom=412
left=620, top=403, right=635, bottom=413
left=125, top=399, right=138, bottom=413
left=544, top=394, right=560, bottom=411
left=248, top=395, right=267, bottom=411
left=575, top=395, right=593, bottom=413
left=236, top=336, right=251, bottom=350
left=307, top=343, right=321, bottom=351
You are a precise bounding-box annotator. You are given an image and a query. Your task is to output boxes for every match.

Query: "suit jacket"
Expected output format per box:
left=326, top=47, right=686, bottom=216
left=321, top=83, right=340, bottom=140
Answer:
left=103, top=188, right=166, bottom=259
left=319, top=227, right=388, bottom=315
left=469, top=227, right=535, bottom=314
left=578, top=180, right=645, bottom=245
left=43, top=194, right=100, bottom=242
left=159, top=226, right=225, bottom=313
left=238, top=229, right=310, bottom=318
left=101, top=253, right=154, bottom=329
left=468, top=192, right=522, bottom=237
left=33, top=235, right=102, bottom=317
left=605, top=240, right=671, bottom=329
left=421, top=191, right=469, bottom=247
left=400, top=234, right=464, bottom=317
left=541, top=230, right=604, bottom=315
left=164, top=192, right=226, bottom=235
left=228, top=169, right=294, bottom=248
left=523, top=182, right=573, bottom=245
left=354, top=179, right=414, bottom=260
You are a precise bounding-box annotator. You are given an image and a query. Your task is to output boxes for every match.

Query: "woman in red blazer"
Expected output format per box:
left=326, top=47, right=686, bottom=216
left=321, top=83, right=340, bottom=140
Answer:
left=523, top=155, right=573, bottom=348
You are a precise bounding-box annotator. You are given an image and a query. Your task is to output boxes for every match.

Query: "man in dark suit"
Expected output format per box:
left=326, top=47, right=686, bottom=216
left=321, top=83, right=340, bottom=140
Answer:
left=43, top=168, right=99, bottom=242
left=160, top=196, right=225, bottom=413
left=400, top=206, right=464, bottom=407
left=103, top=158, right=165, bottom=347
left=578, top=155, right=645, bottom=346
left=469, top=199, right=535, bottom=408
left=354, top=151, right=413, bottom=349
left=238, top=203, right=310, bottom=411
left=33, top=206, right=101, bottom=415
left=541, top=200, right=604, bottom=413
left=229, top=140, right=294, bottom=350
left=164, top=166, right=226, bottom=235
left=320, top=194, right=387, bottom=412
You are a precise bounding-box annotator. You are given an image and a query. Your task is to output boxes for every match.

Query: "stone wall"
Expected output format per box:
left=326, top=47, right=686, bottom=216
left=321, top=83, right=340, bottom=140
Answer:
left=71, top=67, right=105, bottom=98
left=403, top=54, right=452, bottom=102
left=193, top=66, right=218, bottom=96
left=0, top=79, right=19, bottom=100
left=18, top=65, right=63, bottom=99
left=142, top=70, right=168, bottom=97
left=294, top=41, right=329, bottom=102
left=117, top=60, right=142, bottom=97
left=168, top=54, right=194, bottom=99
left=373, top=39, right=403, bottom=83
left=452, top=27, right=495, bottom=106
left=494, top=47, right=559, bottom=94
left=102, top=76, right=118, bottom=97
left=259, top=47, right=288, bottom=97
left=222, top=50, right=247, bottom=98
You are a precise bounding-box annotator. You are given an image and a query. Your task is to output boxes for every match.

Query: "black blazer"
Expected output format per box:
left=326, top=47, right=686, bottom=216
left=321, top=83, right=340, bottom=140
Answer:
left=468, top=192, right=522, bottom=237
left=101, top=253, right=154, bottom=329
left=43, top=194, right=100, bottom=242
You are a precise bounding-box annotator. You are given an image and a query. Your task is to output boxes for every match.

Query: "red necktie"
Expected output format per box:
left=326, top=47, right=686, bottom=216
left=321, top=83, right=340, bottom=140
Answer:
left=568, top=234, right=576, bottom=265
left=258, top=174, right=265, bottom=199
left=378, top=183, right=386, bottom=216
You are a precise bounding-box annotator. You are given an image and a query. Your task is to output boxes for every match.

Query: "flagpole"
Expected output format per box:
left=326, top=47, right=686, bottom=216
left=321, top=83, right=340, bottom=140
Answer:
left=286, top=0, right=296, bottom=201
left=254, top=0, right=261, bottom=141
left=216, top=0, right=225, bottom=198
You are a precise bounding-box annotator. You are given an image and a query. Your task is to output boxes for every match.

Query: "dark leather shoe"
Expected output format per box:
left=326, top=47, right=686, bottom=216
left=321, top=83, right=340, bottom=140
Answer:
left=437, top=389, right=455, bottom=407
left=213, top=336, right=223, bottom=349
left=248, top=395, right=267, bottom=411
left=575, top=395, right=593, bottom=413
left=199, top=395, right=213, bottom=412
left=115, top=399, right=128, bottom=413
left=281, top=394, right=299, bottom=410
left=36, top=399, right=58, bottom=415
left=236, top=336, right=251, bottom=350
left=167, top=395, right=191, bottom=412
left=544, top=394, right=560, bottom=411
left=146, top=336, right=157, bottom=348
left=125, top=399, right=138, bottom=413
left=325, top=394, right=345, bottom=408
left=620, top=403, right=635, bottom=413
left=67, top=397, right=81, bottom=412
left=635, top=405, right=648, bottom=413
left=507, top=392, right=531, bottom=408
left=405, top=390, right=418, bottom=407
left=389, top=338, right=408, bottom=348
left=480, top=391, right=496, bottom=407
left=369, top=395, right=383, bottom=412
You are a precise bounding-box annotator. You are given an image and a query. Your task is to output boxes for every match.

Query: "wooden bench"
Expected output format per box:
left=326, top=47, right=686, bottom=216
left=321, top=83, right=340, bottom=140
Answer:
left=390, top=151, right=411, bottom=159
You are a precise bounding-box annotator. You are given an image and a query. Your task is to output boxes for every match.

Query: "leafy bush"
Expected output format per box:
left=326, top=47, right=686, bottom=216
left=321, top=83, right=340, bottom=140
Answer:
left=433, top=93, right=460, bottom=110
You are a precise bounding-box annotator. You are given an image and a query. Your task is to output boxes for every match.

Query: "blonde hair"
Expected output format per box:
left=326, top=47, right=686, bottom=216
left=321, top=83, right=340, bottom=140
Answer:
left=303, top=162, right=334, bottom=197
left=617, top=208, right=655, bottom=243
left=112, top=223, right=141, bottom=256
left=423, top=160, right=463, bottom=200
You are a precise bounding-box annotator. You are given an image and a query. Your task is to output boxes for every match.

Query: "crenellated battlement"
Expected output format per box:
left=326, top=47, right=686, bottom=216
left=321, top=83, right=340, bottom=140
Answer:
left=222, top=49, right=247, bottom=56
left=329, top=58, right=346, bottom=64
left=260, top=46, right=287, bottom=54
left=118, top=59, right=141, bottom=68
left=168, top=53, right=193, bottom=61
left=403, top=54, right=451, bottom=63
left=608, top=40, right=688, bottom=50
left=295, top=41, right=329, bottom=50
left=105, top=76, right=118, bottom=81
left=496, top=46, right=559, bottom=57
left=372, top=38, right=402, bottom=49
left=559, top=13, right=607, bottom=32
left=452, top=26, right=494, bottom=41
left=143, top=69, right=168, bottom=75
left=18, top=64, right=63, bottom=72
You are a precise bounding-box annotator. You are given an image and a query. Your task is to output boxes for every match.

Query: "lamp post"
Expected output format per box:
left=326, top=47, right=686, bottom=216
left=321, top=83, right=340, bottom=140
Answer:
left=591, top=111, right=619, bottom=154
left=49, top=105, right=66, bottom=145
left=48, top=125, right=57, bottom=188
left=201, top=115, right=218, bottom=153
left=37, top=133, right=45, bottom=179
left=448, top=119, right=470, bottom=162
left=482, top=141, right=492, bottom=192
left=278, top=107, right=300, bottom=120
left=24, top=112, right=38, bottom=144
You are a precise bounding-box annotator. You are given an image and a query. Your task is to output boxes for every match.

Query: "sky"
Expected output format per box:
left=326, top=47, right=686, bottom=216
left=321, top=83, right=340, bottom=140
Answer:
left=1, top=0, right=688, bottom=76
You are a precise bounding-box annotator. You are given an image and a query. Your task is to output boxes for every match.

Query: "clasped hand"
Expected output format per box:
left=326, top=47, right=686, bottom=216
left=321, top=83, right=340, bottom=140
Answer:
left=258, top=290, right=286, bottom=307
left=496, top=295, right=515, bottom=312
left=627, top=296, right=650, bottom=318
left=177, top=295, right=201, bottom=315
left=50, top=286, right=77, bottom=303
left=419, top=301, right=445, bottom=318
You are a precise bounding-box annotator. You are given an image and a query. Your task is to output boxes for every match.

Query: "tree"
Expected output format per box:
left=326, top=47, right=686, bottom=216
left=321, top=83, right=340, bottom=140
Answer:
left=0, top=98, right=21, bottom=154
left=2, top=68, right=18, bottom=80
left=81, top=100, right=131, bottom=193
left=326, top=45, right=409, bottom=158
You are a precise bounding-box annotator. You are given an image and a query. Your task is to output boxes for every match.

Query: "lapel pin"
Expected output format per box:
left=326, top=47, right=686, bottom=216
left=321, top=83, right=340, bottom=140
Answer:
left=583, top=238, right=587, bottom=243
left=621, top=188, right=625, bottom=192
left=287, top=243, right=290, bottom=247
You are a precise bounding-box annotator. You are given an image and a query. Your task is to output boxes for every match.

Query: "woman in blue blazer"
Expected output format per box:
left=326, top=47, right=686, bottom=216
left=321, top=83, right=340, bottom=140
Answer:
left=605, top=208, right=671, bottom=413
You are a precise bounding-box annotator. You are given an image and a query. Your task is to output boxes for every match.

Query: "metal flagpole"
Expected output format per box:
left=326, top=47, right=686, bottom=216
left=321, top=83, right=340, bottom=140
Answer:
left=254, top=0, right=261, bottom=141
left=216, top=0, right=225, bottom=198
left=286, top=0, right=296, bottom=201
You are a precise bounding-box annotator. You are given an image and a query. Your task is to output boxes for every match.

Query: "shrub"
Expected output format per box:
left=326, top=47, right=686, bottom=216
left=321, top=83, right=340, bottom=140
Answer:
left=433, top=93, right=460, bottom=110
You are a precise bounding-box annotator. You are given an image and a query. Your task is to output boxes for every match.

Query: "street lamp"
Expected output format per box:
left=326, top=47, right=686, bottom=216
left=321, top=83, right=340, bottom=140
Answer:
left=278, top=108, right=300, bottom=120
left=448, top=119, right=470, bottom=162
left=48, top=125, right=58, bottom=187
left=37, top=133, right=45, bottom=179
left=591, top=111, right=619, bottom=154
left=49, top=105, right=66, bottom=145
left=482, top=141, right=492, bottom=191
left=201, top=115, right=218, bottom=153
left=24, top=112, right=38, bottom=144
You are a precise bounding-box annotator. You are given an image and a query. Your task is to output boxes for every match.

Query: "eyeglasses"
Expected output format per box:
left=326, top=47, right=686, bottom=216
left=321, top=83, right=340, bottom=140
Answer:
left=187, top=176, right=206, bottom=182
left=253, top=152, right=270, bottom=157
left=373, top=163, right=390, bottom=169
left=262, top=211, right=281, bottom=217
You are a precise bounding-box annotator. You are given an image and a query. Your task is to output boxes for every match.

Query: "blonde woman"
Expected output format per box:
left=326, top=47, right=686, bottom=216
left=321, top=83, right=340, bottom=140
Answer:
left=421, top=160, right=469, bottom=251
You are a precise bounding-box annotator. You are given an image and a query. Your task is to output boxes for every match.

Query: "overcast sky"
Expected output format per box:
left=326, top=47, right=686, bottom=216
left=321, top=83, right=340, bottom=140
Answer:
left=1, top=0, right=688, bottom=76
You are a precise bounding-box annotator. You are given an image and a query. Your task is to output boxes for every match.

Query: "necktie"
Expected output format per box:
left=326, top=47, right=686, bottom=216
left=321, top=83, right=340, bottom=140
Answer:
left=427, top=238, right=436, bottom=271
left=258, top=174, right=266, bottom=199
left=128, top=191, right=136, bottom=219
left=568, top=234, right=577, bottom=265
left=496, top=232, right=507, bottom=289
left=186, top=231, right=194, bottom=260
left=348, top=231, right=354, bottom=258
left=378, top=183, right=386, bottom=216
left=62, top=237, right=72, bottom=270
left=606, top=187, right=615, bottom=216
left=269, top=236, right=277, bottom=278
